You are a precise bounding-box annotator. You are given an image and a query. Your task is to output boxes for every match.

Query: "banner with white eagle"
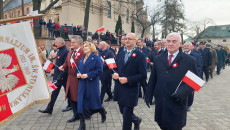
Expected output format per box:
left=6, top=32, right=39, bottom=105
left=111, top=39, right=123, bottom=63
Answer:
left=0, top=22, right=50, bottom=125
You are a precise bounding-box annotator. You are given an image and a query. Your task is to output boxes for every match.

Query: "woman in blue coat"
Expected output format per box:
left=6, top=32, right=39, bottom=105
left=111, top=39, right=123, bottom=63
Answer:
left=77, top=41, right=106, bottom=130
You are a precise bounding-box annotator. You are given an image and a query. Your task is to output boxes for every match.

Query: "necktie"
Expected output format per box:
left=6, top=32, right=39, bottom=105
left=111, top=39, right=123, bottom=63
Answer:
left=124, top=52, right=130, bottom=63
left=72, top=50, right=76, bottom=59
left=168, top=54, right=173, bottom=65
left=157, top=50, right=159, bottom=54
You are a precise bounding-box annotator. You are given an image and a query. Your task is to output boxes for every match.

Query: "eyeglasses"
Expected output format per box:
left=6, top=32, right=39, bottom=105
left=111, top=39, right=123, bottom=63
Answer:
left=124, top=38, right=135, bottom=41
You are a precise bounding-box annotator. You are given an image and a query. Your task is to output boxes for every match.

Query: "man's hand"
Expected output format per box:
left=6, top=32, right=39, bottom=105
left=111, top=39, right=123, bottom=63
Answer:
left=81, top=74, right=88, bottom=79
left=149, top=62, right=154, bottom=66
left=77, top=73, right=81, bottom=78
left=119, top=77, right=128, bottom=84
left=59, top=66, right=64, bottom=71
left=171, top=92, right=181, bottom=102
left=113, top=73, right=119, bottom=80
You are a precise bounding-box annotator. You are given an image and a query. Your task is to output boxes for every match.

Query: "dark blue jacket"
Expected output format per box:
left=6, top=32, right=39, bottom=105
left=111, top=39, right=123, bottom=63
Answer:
left=138, top=46, right=150, bottom=58
left=53, top=45, right=69, bottom=81
left=146, top=49, right=198, bottom=129
left=115, top=48, right=147, bottom=107
left=190, top=51, right=203, bottom=78
left=199, top=48, right=212, bottom=67
left=99, top=48, right=114, bottom=80
left=77, top=53, right=103, bottom=113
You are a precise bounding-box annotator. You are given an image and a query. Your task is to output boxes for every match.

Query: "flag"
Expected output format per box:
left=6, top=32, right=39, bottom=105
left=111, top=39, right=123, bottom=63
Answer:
left=0, top=22, right=50, bottom=125
left=47, top=82, right=58, bottom=93
left=182, top=70, right=205, bottom=91
left=100, top=56, right=105, bottom=64
left=70, top=58, right=76, bottom=68
left=43, top=60, right=54, bottom=72
left=97, top=26, right=105, bottom=32
left=105, top=58, right=117, bottom=69
left=147, top=57, right=150, bottom=63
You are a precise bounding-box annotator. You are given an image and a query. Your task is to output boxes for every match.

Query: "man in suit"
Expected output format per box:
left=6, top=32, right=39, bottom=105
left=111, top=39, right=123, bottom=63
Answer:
left=39, top=37, right=71, bottom=114
left=146, top=32, right=198, bottom=130
left=216, top=44, right=225, bottom=75
left=137, top=38, right=149, bottom=98
left=113, top=33, right=147, bottom=130
left=58, top=36, right=87, bottom=122
left=99, top=41, right=114, bottom=103
left=183, top=41, right=203, bottom=111
left=199, top=41, right=212, bottom=81
left=117, top=34, right=127, bottom=57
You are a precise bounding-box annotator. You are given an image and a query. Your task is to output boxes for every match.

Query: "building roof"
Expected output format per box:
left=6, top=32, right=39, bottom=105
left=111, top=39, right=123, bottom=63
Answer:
left=3, top=0, right=32, bottom=12
left=196, top=25, right=230, bottom=39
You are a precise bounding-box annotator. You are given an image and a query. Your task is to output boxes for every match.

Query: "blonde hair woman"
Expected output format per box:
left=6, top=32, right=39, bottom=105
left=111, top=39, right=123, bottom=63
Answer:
left=77, top=41, right=106, bottom=130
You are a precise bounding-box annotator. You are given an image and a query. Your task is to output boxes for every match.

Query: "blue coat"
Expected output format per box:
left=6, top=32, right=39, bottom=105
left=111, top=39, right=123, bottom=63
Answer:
left=115, top=48, right=147, bottom=107
left=190, top=51, right=203, bottom=78
left=77, top=53, right=103, bottom=113
left=146, top=49, right=198, bottom=129
left=199, top=48, right=212, bottom=67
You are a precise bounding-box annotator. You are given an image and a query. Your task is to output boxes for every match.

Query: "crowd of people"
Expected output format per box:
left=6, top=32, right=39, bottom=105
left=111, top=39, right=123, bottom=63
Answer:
left=37, top=31, right=229, bottom=130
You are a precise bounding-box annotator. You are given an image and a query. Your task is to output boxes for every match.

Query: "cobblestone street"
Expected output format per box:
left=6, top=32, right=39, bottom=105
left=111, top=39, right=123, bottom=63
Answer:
left=1, top=66, right=230, bottom=130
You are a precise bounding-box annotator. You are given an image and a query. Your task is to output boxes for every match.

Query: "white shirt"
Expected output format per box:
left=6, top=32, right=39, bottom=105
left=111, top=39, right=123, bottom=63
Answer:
left=71, top=48, right=80, bottom=58
left=168, top=50, right=179, bottom=64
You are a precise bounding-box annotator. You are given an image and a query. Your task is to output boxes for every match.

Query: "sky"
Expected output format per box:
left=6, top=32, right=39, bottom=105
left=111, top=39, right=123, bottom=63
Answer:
left=144, top=0, right=230, bottom=25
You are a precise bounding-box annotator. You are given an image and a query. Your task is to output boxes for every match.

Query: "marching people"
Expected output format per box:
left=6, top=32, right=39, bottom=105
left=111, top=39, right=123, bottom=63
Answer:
left=58, top=35, right=91, bottom=123
left=113, top=33, right=147, bottom=130
left=77, top=41, right=107, bottom=130
left=198, top=41, right=213, bottom=82
left=183, top=42, right=203, bottom=111
left=99, top=41, right=114, bottom=103
left=39, top=37, right=72, bottom=114
left=146, top=32, right=198, bottom=130
left=206, top=44, right=218, bottom=78
left=216, top=44, right=226, bottom=75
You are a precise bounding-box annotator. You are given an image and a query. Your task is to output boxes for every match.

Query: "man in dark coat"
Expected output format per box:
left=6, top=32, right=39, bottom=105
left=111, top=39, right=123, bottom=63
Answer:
left=59, top=36, right=85, bottom=122
left=206, top=45, right=218, bottom=78
left=137, top=38, right=149, bottom=98
left=117, top=34, right=127, bottom=57
left=216, top=44, right=225, bottom=75
left=113, top=33, right=147, bottom=130
left=146, top=32, right=198, bottom=130
left=99, top=41, right=114, bottom=103
left=183, top=42, right=203, bottom=111
left=199, top=41, right=212, bottom=81
left=39, top=37, right=71, bottom=114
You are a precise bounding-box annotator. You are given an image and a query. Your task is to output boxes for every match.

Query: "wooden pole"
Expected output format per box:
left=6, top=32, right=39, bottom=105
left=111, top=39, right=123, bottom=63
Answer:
left=0, top=14, right=44, bottom=24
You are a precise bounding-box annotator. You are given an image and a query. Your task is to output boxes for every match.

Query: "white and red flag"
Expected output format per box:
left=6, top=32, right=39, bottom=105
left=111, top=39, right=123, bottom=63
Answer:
left=182, top=70, right=205, bottom=91
left=43, top=60, right=54, bottom=72
left=100, top=56, right=105, bottom=64
left=147, top=57, right=150, bottom=63
left=47, top=82, right=58, bottom=93
left=97, top=26, right=105, bottom=32
left=105, top=58, right=117, bottom=69
left=0, top=22, right=50, bottom=125
left=70, top=58, right=76, bottom=68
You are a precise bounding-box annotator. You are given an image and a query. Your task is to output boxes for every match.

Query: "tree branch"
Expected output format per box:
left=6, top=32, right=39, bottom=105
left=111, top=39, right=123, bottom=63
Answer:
left=40, top=0, right=60, bottom=14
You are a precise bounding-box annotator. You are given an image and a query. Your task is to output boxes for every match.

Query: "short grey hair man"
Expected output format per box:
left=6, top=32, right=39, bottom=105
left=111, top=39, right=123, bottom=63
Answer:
left=55, top=37, right=65, bottom=45
left=166, top=32, right=182, bottom=42
left=71, top=35, right=83, bottom=44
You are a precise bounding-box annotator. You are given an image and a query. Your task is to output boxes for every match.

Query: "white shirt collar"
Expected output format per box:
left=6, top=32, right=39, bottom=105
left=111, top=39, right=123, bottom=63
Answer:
left=168, top=50, right=179, bottom=59
left=74, top=48, right=80, bottom=52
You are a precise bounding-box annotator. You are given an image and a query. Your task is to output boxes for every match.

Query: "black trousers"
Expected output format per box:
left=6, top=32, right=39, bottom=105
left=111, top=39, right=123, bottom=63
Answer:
left=119, top=104, right=140, bottom=130
left=187, top=92, right=194, bottom=107
left=138, top=79, right=147, bottom=97
left=47, top=82, right=71, bottom=111
left=217, top=63, right=223, bottom=74
left=202, top=66, right=209, bottom=81
left=100, top=78, right=113, bottom=102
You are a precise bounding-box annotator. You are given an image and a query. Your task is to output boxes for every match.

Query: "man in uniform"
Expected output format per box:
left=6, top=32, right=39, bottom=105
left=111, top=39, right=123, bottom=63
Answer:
left=39, top=37, right=71, bottom=114
left=199, top=41, right=212, bottom=81
left=216, top=44, right=225, bottom=75
left=146, top=32, right=198, bottom=130
left=99, top=41, right=114, bottom=103
left=113, top=33, right=147, bottom=130
left=206, top=44, right=218, bottom=78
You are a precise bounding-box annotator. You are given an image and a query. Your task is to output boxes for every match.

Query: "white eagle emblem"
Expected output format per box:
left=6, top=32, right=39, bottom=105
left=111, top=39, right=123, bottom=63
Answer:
left=0, top=53, right=19, bottom=92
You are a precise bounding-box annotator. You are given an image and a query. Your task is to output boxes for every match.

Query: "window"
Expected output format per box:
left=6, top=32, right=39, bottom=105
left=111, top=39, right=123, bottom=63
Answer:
left=126, top=9, right=129, bottom=23
left=207, top=40, right=211, bottom=42
left=107, top=1, right=111, bottom=18
left=5, top=15, right=7, bottom=19
left=26, top=7, right=30, bottom=14
left=18, top=10, right=21, bottom=17
left=223, top=39, right=227, bottom=42
left=13, top=12, right=16, bottom=18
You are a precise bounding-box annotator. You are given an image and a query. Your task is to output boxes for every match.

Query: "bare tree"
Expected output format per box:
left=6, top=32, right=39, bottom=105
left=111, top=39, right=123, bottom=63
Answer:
left=149, top=8, right=162, bottom=39
left=83, top=0, right=91, bottom=41
left=0, top=0, right=3, bottom=20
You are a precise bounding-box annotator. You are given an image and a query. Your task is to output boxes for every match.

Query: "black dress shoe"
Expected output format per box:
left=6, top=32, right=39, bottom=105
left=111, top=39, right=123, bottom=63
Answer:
left=150, top=100, right=155, bottom=105
left=134, top=118, right=142, bottom=130
left=62, top=106, right=72, bottom=112
left=38, top=109, right=52, bottom=114
left=104, top=97, right=113, bottom=102
left=67, top=115, right=80, bottom=123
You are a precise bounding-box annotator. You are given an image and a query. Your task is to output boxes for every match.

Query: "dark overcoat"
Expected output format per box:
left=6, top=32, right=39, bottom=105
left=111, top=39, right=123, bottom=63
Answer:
left=190, top=51, right=203, bottom=78
left=115, top=49, right=147, bottom=107
left=146, top=50, right=198, bottom=129
left=199, top=48, right=212, bottom=67
left=77, top=53, right=103, bottom=113
left=62, top=49, right=84, bottom=102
